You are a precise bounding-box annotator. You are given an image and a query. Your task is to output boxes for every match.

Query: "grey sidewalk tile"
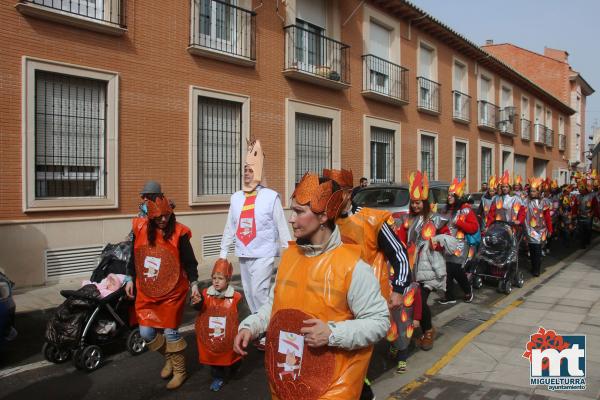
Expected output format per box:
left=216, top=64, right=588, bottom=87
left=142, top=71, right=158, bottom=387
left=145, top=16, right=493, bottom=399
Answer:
left=577, top=323, right=600, bottom=336
left=536, top=319, right=581, bottom=333
left=475, top=330, right=524, bottom=348
left=487, top=321, right=541, bottom=336
left=534, top=386, right=597, bottom=400
left=549, top=304, right=591, bottom=315
left=532, top=286, right=572, bottom=298
left=469, top=341, right=513, bottom=364
left=564, top=289, right=600, bottom=302
left=525, top=294, right=560, bottom=304
left=519, top=302, right=561, bottom=312
left=501, top=309, right=549, bottom=325
left=543, top=311, right=586, bottom=324
left=499, top=346, right=530, bottom=368
left=484, top=363, right=532, bottom=389
left=558, top=298, right=595, bottom=309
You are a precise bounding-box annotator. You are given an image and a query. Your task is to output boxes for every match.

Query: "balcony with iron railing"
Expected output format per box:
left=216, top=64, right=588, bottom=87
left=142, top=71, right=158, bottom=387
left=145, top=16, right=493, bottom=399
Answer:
left=558, top=134, right=566, bottom=151
left=534, top=123, right=546, bottom=144
left=416, top=77, right=441, bottom=114
left=16, top=0, right=126, bottom=35
left=452, top=90, right=470, bottom=123
left=283, top=25, right=350, bottom=90
left=497, top=106, right=517, bottom=136
left=521, top=118, right=531, bottom=141
left=545, top=127, right=554, bottom=148
left=361, top=55, right=408, bottom=105
left=478, top=100, right=498, bottom=131
left=188, top=0, right=256, bottom=66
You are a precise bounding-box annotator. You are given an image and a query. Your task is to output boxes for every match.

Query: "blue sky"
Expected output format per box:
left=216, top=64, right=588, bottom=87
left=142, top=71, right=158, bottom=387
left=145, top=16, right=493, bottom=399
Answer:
left=410, top=0, right=599, bottom=138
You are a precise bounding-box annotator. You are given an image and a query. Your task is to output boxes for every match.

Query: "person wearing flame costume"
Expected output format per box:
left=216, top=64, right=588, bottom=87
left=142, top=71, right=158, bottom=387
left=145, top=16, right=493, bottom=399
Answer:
left=438, top=178, right=479, bottom=305
left=513, top=175, right=527, bottom=202
left=124, top=195, right=200, bottom=390
left=220, top=140, right=291, bottom=349
left=192, top=258, right=242, bottom=392
left=395, top=171, right=457, bottom=351
left=477, top=175, right=498, bottom=227
left=233, top=172, right=389, bottom=400
left=486, top=170, right=526, bottom=228
left=574, top=175, right=599, bottom=249
left=523, top=178, right=554, bottom=277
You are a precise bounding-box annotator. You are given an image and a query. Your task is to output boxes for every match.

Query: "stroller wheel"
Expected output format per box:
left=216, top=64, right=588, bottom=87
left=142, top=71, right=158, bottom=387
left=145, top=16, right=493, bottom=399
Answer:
left=126, top=328, right=146, bottom=355
left=514, top=271, right=524, bottom=288
left=79, top=345, right=103, bottom=372
left=472, top=275, right=483, bottom=290
left=42, top=342, right=70, bottom=364
left=73, top=347, right=84, bottom=370
left=503, top=280, right=512, bottom=295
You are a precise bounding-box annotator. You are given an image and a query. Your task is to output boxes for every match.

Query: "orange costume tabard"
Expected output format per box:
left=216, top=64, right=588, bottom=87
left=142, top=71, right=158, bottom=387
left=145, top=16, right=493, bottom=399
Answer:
left=195, top=287, right=242, bottom=366
left=264, top=243, right=372, bottom=400
left=132, top=217, right=190, bottom=329
left=336, top=208, right=393, bottom=301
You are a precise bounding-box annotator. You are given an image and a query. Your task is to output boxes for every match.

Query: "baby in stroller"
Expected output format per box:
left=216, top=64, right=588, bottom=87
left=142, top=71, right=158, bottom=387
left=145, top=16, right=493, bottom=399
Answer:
left=472, top=220, right=525, bottom=294
left=42, top=241, right=146, bottom=371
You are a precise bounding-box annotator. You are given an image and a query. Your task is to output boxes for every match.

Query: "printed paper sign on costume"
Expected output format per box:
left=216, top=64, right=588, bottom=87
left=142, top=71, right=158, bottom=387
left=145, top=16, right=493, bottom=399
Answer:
left=277, top=331, right=304, bottom=381
left=209, top=316, right=227, bottom=338
left=143, top=256, right=161, bottom=278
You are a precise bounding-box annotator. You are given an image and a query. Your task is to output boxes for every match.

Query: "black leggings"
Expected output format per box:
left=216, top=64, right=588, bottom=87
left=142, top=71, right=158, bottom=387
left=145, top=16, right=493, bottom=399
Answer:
left=579, top=221, right=592, bottom=249
left=419, top=284, right=432, bottom=332
left=445, top=262, right=472, bottom=300
left=528, top=242, right=542, bottom=276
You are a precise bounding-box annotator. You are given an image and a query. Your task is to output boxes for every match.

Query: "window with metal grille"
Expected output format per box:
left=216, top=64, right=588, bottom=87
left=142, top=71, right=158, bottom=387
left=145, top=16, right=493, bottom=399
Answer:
left=481, top=147, right=492, bottom=186
left=370, top=127, right=394, bottom=183
left=295, top=113, right=332, bottom=182
left=420, top=134, right=435, bottom=181
left=35, top=71, right=106, bottom=198
left=197, top=96, right=242, bottom=195
left=455, top=141, right=467, bottom=182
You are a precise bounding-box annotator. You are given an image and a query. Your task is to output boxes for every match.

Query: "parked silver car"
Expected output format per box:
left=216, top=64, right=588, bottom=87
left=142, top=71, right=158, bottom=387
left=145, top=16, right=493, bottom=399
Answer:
left=352, top=181, right=451, bottom=224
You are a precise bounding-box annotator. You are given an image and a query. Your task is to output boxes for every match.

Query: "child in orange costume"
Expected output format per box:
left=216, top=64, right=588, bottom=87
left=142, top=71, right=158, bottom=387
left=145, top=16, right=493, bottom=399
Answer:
left=192, top=259, right=242, bottom=392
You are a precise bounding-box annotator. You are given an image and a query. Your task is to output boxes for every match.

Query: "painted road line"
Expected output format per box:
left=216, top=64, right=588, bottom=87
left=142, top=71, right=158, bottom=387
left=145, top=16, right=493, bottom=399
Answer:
left=0, top=322, right=196, bottom=379
left=425, top=299, right=523, bottom=376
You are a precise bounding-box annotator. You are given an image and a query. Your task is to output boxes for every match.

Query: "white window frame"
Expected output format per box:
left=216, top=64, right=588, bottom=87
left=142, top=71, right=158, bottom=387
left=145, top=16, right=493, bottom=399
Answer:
left=417, top=39, right=437, bottom=81
left=452, top=57, right=468, bottom=93
left=499, top=144, right=514, bottom=176
left=417, top=130, right=438, bottom=181
left=499, top=81, right=513, bottom=108
left=285, top=99, right=341, bottom=206
left=521, top=95, right=530, bottom=119
left=478, top=140, right=496, bottom=190
left=534, top=100, right=544, bottom=124
left=477, top=68, right=494, bottom=102
left=363, top=116, right=401, bottom=183
left=545, top=108, right=553, bottom=130
left=452, top=137, right=469, bottom=191
left=559, top=115, right=565, bottom=135
left=363, top=5, right=400, bottom=64
left=22, top=57, right=119, bottom=212
left=189, top=86, right=250, bottom=205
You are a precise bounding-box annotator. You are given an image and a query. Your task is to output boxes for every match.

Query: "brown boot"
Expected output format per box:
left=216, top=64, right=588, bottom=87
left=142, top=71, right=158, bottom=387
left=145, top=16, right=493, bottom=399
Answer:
left=145, top=333, right=172, bottom=379
left=420, top=328, right=436, bottom=351
left=165, top=338, right=187, bottom=390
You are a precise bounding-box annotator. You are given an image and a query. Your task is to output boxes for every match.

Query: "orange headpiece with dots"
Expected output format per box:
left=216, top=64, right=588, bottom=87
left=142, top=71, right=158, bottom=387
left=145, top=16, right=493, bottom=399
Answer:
left=212, top=258, right=233, bottom=281
left=528, top=177, right=544, bottom=191
left=293, top=172, right=349, bottom=221
left=322, top=168, right=354, bottom=190
left=448, top=177, right=466, bottom=197
left=146, top=196, right=173, bottom=219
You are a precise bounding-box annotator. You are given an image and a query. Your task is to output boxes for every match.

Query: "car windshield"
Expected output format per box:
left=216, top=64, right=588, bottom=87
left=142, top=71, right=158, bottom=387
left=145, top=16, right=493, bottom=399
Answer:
left=469, top=193, right=483, bottom=202
left=430, top=187, right=449, bottom=204
left=353, top=188, right=409, bottom=208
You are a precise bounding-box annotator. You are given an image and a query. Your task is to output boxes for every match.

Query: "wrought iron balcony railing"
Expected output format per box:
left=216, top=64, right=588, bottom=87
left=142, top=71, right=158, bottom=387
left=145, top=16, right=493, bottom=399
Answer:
left=189, top=0, right=256, bottom=64
left=18, top=0, right=125, bottom=28
left=545, top=127, right=554, bottom=147
left=283, top=25, right=350, bottom=88
left=521, top=118, right=531, bottom=141
left=478, top=100, right=498, bottom=130
left=417, top=77, right=441, bottom=114
left=534, top=123, right=546, bottom=144
left=362, top=54, right=408, bottom=104
left=452, top=90, right=470, bottom=122
left=497, top=106, right=517, bottom=135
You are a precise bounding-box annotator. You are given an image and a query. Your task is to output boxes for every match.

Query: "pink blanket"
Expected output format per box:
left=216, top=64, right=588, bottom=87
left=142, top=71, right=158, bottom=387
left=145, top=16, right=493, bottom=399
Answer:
left=82, top=273, right=126, bottom=298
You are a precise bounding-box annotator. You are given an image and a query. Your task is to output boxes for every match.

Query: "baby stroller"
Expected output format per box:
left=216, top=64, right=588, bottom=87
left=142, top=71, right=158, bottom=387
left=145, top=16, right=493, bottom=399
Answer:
left=471, top=221, right=524, bottom=295
left=42, top=241, right=146, bottom=372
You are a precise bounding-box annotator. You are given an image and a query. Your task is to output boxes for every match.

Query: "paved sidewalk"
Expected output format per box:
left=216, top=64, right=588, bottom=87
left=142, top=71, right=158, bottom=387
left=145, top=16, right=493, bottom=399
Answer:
left=386, top=243, right=600, bottom=400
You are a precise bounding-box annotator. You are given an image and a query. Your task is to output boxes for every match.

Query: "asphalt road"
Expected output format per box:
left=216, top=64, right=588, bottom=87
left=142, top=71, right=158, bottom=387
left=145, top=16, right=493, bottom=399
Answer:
left=0, top=236, right=579, bottom=400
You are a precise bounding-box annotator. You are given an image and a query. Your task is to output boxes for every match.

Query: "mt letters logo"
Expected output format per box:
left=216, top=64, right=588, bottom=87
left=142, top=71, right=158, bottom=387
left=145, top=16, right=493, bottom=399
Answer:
left=523, top=327, right=586, bottom=391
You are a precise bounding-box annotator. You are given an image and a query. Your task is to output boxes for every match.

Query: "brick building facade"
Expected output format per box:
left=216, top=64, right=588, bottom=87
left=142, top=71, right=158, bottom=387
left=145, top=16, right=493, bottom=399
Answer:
left=0, top=0, right=576, bottom=286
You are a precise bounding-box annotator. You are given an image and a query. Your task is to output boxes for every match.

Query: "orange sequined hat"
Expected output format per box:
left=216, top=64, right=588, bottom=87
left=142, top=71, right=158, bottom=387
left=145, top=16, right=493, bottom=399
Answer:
left=488, top=175, right=497, bottom=188
left=499, top=170, right=512, bottom=186
left=293, top=172, right=349, bottom=221
left=408, top=171, right=429, bottom=201
left=212, top=258, right=233, bottom=281
left=514, top=175, right=523, bottom=186
left=550, top=179, right=558, bottom=190
left=529, top=177, right=544, bottom=191
left=448, top=177, right=466, bottom=197
left=146, top=196, right=173, bottom=219
left=322, top=168, right=354, bottom=190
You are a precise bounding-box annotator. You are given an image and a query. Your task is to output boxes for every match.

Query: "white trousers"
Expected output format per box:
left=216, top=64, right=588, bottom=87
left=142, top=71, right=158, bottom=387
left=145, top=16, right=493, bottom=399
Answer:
left=239, top=257, right=275, bottom=313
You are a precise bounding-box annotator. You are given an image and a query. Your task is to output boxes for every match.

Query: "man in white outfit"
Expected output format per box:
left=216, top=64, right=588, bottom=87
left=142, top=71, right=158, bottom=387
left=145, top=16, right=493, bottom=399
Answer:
left=220, top=140, right=291, bottom=330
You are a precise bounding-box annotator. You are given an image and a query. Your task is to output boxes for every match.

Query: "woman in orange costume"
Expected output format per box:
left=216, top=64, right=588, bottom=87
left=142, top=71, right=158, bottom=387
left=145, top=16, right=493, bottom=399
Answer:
left=124, top=195, right=199, bottom=390
left=233, top=172, right=389, bottom=400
